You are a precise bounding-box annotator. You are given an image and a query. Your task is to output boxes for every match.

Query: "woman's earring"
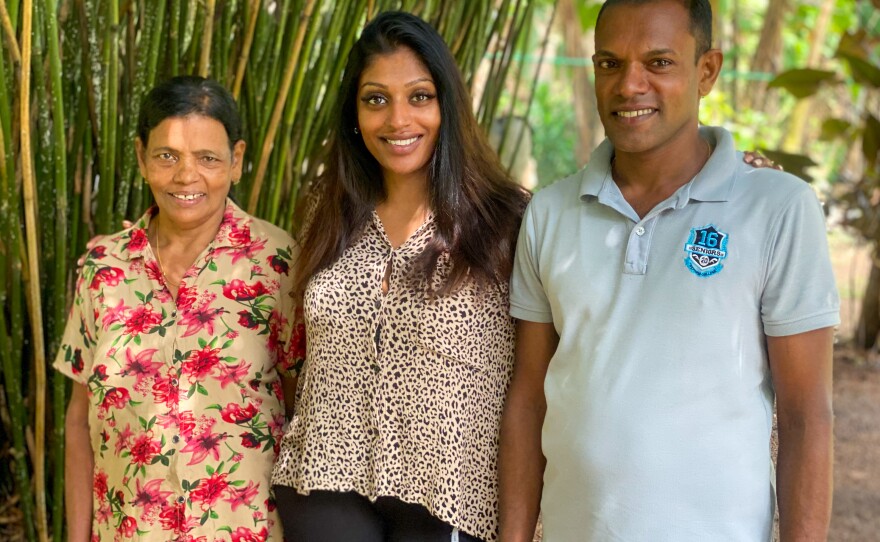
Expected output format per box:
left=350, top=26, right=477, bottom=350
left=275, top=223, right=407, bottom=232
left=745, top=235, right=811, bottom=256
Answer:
left=354, top=127, right=359, bottom=134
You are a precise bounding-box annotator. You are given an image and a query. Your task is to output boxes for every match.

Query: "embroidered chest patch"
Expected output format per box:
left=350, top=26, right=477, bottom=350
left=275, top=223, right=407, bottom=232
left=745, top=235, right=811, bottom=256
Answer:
left=684, top=224, right=729, bottom=277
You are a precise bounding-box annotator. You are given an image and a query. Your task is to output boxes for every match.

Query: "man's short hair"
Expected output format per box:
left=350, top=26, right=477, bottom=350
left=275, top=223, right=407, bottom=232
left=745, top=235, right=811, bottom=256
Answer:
left=596, top=0, right=713, bottom=61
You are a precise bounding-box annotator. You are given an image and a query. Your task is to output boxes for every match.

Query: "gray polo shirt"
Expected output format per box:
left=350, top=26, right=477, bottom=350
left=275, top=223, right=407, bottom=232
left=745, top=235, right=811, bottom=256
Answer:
left=510, top=126, right=840, bottom=541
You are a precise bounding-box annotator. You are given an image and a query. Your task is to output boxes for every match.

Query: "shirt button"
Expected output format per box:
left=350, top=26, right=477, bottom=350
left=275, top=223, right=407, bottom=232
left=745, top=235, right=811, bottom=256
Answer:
left=171, top=378, right=179, bottom=387
left=635, top=226, right=646, bottom=236
left=171, top=310, right=177, bottom=317
left=177, top=496, right=185, bottom=504
left=172, top=435, right=180, bottom=444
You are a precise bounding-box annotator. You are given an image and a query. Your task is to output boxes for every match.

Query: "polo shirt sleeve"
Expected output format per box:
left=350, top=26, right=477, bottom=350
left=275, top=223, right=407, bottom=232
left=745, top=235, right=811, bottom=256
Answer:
left=761, top=184, right=840, bottom=337
left=510, top=200, right=554, bottom=323
left=54, top=255, right=98, bottom=385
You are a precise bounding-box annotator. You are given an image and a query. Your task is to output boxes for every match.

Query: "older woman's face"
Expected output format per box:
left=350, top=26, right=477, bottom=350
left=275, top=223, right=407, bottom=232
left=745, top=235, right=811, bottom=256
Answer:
left=356, top=47, right=441, bottom=187
left=136, top=114, right=245, bottom=230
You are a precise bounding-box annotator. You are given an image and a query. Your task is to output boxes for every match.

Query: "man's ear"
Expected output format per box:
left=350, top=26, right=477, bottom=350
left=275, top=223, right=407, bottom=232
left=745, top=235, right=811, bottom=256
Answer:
left=698, top=49, right=723, bottom=98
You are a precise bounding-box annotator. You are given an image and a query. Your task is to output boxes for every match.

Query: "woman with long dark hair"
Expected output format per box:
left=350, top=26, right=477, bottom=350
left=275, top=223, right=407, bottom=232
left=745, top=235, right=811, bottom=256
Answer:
left=272, top=11, right=529, bottom=542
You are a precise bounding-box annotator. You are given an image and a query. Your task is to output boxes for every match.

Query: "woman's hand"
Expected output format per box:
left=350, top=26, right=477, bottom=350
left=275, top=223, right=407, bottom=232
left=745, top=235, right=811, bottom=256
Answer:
left=743, top=150, right=783, bottom=170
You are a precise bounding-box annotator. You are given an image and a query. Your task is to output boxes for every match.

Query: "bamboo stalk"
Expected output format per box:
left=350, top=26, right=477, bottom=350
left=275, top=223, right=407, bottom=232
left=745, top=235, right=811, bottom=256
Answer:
left=247, top=0, right=318, bottom=214
left=75, top=0, right=100, bottom=158
left=0, top=0, right=22, bottom=64
left=169, top=0, right=180, bottom=74
left=20, top=1, right=50, bottom=540
left=95, top=0, right=119, bottom=233
left=232, top=0, right=260, bottom=100
left=198, top=0, right=215, bottom=77
left=0, top=45, right=37, bottom=542
left=43, top=0, right=70, bottom=535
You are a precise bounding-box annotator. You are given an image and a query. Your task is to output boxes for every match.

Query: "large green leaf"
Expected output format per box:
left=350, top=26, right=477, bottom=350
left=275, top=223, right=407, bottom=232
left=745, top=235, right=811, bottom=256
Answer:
left=863, top=114, right=880, bottom=170
left=819, top=118, right=854, bottom=142
left=834, top=31, right=880, bottom=88
left=767, top=69, right=839, bottom=99
left=839, top=53, right=880, bottom=88
left=758, top=149, right=819, bottom=183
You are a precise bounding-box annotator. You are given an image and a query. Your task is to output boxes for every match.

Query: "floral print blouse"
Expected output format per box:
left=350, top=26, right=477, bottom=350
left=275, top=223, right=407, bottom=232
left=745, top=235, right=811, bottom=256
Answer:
left=54, top=200, right=303, bottom=542
left=272, top=212, right=516, bottom=541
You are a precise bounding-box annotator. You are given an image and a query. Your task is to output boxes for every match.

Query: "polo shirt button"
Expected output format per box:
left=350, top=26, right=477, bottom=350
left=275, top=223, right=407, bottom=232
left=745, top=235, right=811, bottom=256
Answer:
left=635, top=226, right=646, bottom=236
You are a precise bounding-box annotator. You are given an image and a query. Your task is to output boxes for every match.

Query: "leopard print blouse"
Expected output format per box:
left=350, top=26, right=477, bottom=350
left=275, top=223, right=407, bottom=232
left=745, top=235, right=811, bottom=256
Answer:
left=272, top=211, right=515, bottom=541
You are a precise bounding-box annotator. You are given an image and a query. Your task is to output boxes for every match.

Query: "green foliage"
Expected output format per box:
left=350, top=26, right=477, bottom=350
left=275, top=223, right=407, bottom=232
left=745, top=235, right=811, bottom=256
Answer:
left=768, top=68, right=839, bottom=99
left=529, top=80, right=579, bottom=187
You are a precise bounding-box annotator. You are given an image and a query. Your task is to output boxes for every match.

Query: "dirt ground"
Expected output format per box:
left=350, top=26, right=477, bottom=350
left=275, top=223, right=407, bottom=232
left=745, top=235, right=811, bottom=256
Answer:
left=829, top=348, right=880, bottom=541
left=826, top=233, right=880, bottom=541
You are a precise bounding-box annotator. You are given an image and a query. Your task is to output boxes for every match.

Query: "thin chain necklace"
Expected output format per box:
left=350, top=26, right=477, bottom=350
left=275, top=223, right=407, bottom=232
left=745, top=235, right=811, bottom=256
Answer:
left=154, top=215, right=180, bottom=288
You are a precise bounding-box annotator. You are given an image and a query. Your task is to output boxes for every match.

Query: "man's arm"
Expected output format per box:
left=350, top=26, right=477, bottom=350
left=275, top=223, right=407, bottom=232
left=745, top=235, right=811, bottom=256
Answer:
left=767, top=326, right=835, bottom=542
left=65, top=382, right=94, bottom=542
left=498, top=320, right=559, bottom=542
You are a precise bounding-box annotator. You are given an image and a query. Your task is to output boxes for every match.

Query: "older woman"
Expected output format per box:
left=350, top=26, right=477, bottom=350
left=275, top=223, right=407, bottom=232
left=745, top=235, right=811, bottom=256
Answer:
left=271, top=11, right=530, bottom=542
left=56, top=76, right=298, bottom=541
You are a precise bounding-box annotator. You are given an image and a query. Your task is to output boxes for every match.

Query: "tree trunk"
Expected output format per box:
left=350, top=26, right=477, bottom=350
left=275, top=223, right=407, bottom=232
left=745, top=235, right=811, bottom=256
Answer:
left=782, top=0, right=835, bottom=152
left=857, top=251, right=880, bottom=350
left=744, top=0, right=790, bottom=111
left=559, top=0, right=601, bottom=167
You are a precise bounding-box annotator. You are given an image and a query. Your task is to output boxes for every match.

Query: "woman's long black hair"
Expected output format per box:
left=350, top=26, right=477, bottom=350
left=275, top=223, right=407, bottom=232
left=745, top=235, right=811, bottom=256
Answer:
left=293, top=11, right=530, bottom=296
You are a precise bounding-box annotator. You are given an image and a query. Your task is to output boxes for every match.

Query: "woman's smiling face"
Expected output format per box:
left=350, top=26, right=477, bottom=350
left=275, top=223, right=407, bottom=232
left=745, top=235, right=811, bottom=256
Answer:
left=136, top=114, right=245, bottom=230
left=356, top=46, right=441, bottom=186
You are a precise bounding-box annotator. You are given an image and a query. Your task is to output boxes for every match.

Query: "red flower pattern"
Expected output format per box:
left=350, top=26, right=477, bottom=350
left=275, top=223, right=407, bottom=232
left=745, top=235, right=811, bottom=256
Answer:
left=127, top=228, right=149, bottom=252
left=220, top=402, right=259, bottom=424
left=124, top=305, right=162, bottom=337
left=90, top=266, right=125, bottom=290
left=190, top=472, right=229, bottom=508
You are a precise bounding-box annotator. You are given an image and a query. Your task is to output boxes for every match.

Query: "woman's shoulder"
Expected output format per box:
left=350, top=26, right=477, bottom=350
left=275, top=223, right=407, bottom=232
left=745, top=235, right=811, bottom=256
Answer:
left=225, top=200, right=295, bottom=248
left=78, top=213, right=154, bottom=267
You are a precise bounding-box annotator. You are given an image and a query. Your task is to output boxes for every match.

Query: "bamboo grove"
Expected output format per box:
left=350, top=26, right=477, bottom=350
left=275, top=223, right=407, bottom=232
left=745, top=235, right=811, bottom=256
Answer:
left=0, top=0, right=555, bottom=539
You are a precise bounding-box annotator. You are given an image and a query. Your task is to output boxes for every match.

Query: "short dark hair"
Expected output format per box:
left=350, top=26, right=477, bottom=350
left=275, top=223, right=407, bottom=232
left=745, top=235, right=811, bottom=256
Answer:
left=596, top=0, right=713, bottom=60
left=136, top=75, right=242, bottom=149
left=294, top=11, right=529, bottom=296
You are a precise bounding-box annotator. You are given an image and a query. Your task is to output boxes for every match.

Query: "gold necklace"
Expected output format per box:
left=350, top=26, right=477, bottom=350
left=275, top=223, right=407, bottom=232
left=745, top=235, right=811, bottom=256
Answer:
left=154, top=216, right=180, bottom=287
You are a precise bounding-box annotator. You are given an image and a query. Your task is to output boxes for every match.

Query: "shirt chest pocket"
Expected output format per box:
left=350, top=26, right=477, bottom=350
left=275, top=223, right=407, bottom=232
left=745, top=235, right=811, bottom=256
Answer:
left=414, top=283, right=514, bottom=373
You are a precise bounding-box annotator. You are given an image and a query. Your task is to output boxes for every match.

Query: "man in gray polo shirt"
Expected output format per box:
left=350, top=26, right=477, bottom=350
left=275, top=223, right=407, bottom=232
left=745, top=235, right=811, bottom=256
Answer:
left=498, top=0, right=839, bottom=541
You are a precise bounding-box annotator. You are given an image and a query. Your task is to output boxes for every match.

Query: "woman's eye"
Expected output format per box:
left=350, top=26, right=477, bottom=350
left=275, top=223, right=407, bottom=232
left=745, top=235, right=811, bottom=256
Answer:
left=411, top=92, right=435, bottom=103
left=362, top=94, right=387, bottom=106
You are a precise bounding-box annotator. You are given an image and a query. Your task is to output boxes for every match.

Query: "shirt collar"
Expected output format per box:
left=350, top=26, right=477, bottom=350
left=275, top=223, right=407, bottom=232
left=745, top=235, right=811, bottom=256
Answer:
left=107, top=198, right=251, bottom=261
left=578, top=125, right=738, bottom=207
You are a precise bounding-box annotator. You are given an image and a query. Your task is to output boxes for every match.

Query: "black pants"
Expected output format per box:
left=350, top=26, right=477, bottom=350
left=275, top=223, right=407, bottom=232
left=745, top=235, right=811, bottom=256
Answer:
left=274, top=486, right=484, bottom=542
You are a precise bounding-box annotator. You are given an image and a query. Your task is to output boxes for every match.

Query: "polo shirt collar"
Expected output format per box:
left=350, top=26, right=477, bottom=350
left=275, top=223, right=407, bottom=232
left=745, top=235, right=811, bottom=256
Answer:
left=578, top=125, right=738, bottom=208
left=107, top=198, right=251, bottom=261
